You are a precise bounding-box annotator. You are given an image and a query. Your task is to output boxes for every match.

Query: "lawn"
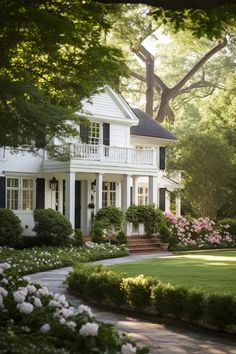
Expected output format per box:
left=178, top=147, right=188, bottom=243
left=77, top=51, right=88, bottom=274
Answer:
left=110, top=250, right=236, bottom=295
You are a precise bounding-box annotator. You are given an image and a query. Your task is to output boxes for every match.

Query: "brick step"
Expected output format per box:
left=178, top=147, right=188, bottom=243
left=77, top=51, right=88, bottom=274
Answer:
left=127, top=239, right=160, bottom=245
left=128, top=243, right=160, bottom=249
left=129, top=248, right=162, bottom=254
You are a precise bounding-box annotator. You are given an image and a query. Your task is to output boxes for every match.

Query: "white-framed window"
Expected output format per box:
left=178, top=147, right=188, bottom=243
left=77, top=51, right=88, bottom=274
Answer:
left=6, top=177, right=34, bottom=211
left=89, top=122, right=101, bottom=145
left=102, top=181, right=116, bottom=207
left=138, top=187, right=148, bottom=205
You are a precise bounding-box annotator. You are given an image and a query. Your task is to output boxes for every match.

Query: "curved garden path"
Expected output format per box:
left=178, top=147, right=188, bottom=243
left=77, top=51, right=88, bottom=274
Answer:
left=30, top=253, right=236, bottom=354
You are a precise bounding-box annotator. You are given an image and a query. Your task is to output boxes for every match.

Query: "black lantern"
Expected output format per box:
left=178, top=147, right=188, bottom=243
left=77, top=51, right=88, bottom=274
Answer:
left=49, top=177, right=58, bottom=191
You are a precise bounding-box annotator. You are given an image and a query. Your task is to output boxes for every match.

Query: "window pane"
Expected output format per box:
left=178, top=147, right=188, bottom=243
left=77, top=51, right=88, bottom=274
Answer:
left=23, top=179, right=33, bottom=188
left=7, top=190, right=19, bottom=210
left=7, top=178, right=19, bottom=188
left=22, top=190, right=33, bottom=210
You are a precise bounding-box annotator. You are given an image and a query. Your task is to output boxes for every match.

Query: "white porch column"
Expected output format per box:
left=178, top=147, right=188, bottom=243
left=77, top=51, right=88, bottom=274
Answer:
left=65, top=171, right=75, bottom=229
left=176, top=194, right=181, bottom=216
left=95, top=173, right=103, bottom=213
left=148, top=175, right=158, bottom=206
left=132, top=176, right=139, bottom=205
left=165, top=190, right=171, bottom=212
left=122, top=174, right=132, bottom=236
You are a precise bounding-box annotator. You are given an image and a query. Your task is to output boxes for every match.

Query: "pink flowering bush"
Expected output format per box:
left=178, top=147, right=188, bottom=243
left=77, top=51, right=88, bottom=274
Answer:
left=164, top=212, right=234, bottom=249
left=0, top=263, right=148, bottom=354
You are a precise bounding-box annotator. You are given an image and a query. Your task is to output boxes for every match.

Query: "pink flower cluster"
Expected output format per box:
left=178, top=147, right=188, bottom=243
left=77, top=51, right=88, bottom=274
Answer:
left=164, top=212, right=233, bottom=248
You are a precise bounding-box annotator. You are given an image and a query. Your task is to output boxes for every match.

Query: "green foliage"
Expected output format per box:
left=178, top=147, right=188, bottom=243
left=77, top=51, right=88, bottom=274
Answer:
left=121, top=275, right=154, bottom=310
left=33, top=209, right=73, bottom=246
left=92, top=206, right=124, bottom=243
left=126, top=205, right=166, bottom=236
left=0, top=1, right=128, bottom=149
left=116, top=230, right=127, bottom=245
left=0, top=208, right=23, bottom=247
left=206, top=294, right=236, bottom=330
left=0, top=244, right=128, bottom=276
left=72, top=229, right=84, bottom=247
left=218, top=219, right=236, bottom=240
left=67, top=264, right=236, bottom=332
left=168, top=134, right=234, bottom=219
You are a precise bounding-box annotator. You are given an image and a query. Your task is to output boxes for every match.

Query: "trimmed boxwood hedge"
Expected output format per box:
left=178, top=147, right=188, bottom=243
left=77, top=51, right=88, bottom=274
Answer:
left=67, top=264, right=236, bottom=333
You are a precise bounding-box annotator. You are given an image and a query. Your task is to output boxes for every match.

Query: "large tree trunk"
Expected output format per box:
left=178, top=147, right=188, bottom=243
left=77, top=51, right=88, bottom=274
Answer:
left=131, top=38, right=227, bottom=122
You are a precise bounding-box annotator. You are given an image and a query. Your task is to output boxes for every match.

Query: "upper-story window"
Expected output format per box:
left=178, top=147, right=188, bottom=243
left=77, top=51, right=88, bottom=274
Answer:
left=88, top=122, right=101, bottom=145
left=7, top=177, right=34, bottom=211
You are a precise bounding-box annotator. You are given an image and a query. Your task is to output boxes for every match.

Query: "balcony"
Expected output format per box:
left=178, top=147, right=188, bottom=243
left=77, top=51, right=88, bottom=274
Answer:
left=45, top=143, right=157, bottom=167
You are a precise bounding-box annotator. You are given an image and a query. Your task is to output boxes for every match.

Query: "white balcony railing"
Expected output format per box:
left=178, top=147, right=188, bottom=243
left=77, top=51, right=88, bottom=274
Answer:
left=46, top=143, right=157, bottom=166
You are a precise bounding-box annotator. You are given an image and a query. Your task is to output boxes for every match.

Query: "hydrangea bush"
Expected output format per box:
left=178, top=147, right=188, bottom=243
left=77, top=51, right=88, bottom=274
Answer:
left=0, top=243, right=128, bottom=276
left=165, top=212, right=234, bottom=249
left=0, top=262, right=148, bottom=354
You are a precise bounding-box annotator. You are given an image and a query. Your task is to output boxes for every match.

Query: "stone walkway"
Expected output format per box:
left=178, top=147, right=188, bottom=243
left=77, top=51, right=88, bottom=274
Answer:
left=30, top=253, right=236, bottom=354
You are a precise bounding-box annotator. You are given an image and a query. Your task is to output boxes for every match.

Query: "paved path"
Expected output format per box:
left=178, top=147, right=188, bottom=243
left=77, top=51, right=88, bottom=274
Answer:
left=30, top=253, right=236, bottom=354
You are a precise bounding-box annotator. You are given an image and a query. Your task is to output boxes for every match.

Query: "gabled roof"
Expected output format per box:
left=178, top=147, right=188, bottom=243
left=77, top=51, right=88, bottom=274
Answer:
left=80, top=86, right=139, bottom=125
left=131, top=108, right=177, bottom=141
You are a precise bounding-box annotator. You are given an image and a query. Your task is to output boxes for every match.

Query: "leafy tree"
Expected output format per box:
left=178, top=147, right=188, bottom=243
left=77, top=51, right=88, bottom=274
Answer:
left=0, top=0, right=127, bottom=149
left=168, top=134, right=235, bottom=219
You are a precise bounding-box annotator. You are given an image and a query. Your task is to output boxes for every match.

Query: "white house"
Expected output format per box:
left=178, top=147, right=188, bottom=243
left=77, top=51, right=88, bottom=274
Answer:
left=0, top=86, right=182, bottom=236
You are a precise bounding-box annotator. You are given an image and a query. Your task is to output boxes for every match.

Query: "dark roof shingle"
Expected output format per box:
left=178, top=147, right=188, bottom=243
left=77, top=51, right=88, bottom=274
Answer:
left=131, top=108, right=177, bottom=140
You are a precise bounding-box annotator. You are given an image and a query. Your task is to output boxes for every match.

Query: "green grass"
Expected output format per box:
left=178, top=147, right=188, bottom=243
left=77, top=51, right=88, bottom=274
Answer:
left=110, top=250, right=236, bottom=295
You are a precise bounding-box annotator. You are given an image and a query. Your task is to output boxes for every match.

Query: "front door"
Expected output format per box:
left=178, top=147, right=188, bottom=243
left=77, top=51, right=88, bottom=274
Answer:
left=75, top=181, right=81, bottom=229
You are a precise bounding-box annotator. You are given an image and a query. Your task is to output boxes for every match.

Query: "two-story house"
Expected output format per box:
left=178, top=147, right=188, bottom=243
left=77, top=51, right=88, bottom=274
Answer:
left=0, top=86, right=182, bottom=236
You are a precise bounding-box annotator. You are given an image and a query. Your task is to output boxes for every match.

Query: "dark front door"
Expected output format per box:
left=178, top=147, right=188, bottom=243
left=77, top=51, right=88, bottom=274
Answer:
left=75, top=181, right=81, bottom=229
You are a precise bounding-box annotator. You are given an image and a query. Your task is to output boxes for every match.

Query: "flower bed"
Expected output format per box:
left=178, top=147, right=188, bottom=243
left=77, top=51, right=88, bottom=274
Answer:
left=165, top=212, right=234, bottom=249
left=67, top=264, right=236, bottom=333
left=0, top=262, right=147, bottom=354
left=0, top=243, right=128, bottom=276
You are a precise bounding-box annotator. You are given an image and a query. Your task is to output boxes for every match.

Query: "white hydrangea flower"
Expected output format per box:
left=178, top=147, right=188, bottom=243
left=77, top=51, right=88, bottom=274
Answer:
left=79, top=322, right=99, bottom=337
left=59, top=317, right=66, bottom=324
left=13, top=290, right=26, bottom=303
left=77, top=304, right=93, bottom=317
left=0, top=263, right=10, bottom=270
left=48, top=300, right=59, bottom=307
left=17, top=302, right=34, bottom=314
left=59, top=307, right=74, bottom=318
left=66, top=321, right=76, bottom=331
left=1, top=278, right=8, bottom=285
left=121, top=343, right=137, bottom=354
left=34, top=298, right=42, bottom=308
left=40, top=323, right=51, bottom=333
left=23, top=276, right=31, bottom=283
left=26, top=285, right=37, bottom=294
left=0, top=287, right=8, bottom=297
left=37, top=287, right=50, bottom=297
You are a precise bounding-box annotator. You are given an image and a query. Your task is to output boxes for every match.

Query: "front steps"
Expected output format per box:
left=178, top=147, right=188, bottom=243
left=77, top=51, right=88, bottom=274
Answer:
left=127, top=235, right=162, bottom=255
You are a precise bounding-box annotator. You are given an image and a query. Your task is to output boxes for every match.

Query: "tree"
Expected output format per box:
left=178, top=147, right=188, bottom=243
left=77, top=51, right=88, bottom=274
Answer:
left=0, top=1, right=127, bottom=149
left=97, top=1, right=236, bottom=39
left=168, top=134, right=235, bottom=219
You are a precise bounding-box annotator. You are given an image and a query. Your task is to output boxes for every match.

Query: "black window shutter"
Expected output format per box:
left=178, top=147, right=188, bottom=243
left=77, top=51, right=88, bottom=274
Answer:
left=36, top=178, right=45, bottom=209
left=159, top=147, right=166, bottom=170
left=103, top=123, right=110, bottom=146
left=80, top=124, right=89, bottom=143
left=159, top=188, right=166, bottom=211
left=0, top=177, right=6, bottom=208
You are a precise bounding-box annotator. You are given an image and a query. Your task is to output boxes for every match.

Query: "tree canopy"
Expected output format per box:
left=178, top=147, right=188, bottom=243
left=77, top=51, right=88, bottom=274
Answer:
left=0, top=0, right=127, bottom=149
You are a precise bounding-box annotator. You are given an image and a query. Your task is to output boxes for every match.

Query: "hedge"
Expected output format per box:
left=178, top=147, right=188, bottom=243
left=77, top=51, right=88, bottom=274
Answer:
left=67, top=264, right=236, bottom=333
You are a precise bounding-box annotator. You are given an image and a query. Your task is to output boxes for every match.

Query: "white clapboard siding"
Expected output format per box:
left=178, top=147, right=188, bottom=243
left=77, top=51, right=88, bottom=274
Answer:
left=110, top=124, right=130, bottom=147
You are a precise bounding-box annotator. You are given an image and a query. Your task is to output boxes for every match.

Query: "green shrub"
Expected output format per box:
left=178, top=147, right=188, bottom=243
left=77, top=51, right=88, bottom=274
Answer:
left=126, top=205, right=167, bottom=236
left=91, top=222, right=105, bottom=244
left=116, top=230, right=127, bottom=245
left=205, top=294, right=236, bottom=330
left=184, top=289, right=206, bottom=321
left=72, top=228, right=84, bottom=247
left=0, top=208, right=23, bottom=247
left=151, top=283, right=188, bottom=318
left=16, top=235, right=43, bottom=249
left=93, top=206, right=124, bottom=236
left=218, top=218, right=236, bottom=241
left=33, top=208, right=73, bottom=246
left=121, top=275, right=154, bottom=310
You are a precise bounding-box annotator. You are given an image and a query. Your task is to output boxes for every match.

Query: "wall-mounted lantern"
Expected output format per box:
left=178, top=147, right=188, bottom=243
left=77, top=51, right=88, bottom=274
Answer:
left=49, top=177, right=58, bottom=191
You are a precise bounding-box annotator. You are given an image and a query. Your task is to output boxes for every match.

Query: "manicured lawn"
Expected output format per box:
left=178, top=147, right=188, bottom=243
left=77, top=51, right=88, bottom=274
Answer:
left=110, top=250, right=236, bottom=295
